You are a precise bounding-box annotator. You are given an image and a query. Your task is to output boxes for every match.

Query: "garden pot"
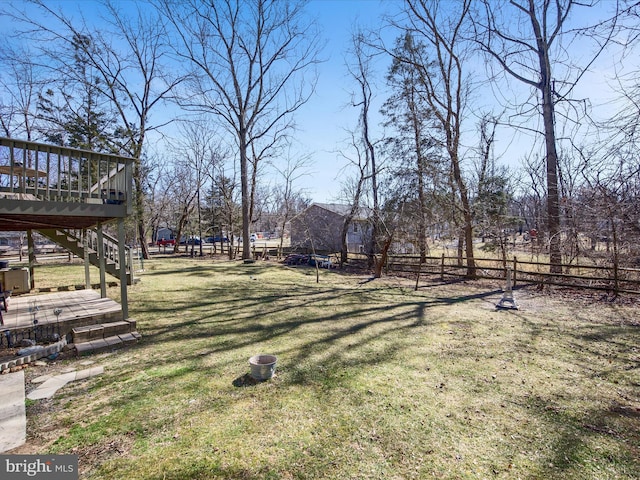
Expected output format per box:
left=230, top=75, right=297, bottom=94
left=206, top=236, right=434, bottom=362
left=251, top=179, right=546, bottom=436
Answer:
left=249, top=354, right=277, bottom=381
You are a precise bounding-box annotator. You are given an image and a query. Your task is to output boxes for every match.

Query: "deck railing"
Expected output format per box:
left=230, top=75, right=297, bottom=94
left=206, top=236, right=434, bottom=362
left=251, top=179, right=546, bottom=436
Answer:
left=85, top=228, right=134, bottom=281
left=0, top=137, right=134, bottom=213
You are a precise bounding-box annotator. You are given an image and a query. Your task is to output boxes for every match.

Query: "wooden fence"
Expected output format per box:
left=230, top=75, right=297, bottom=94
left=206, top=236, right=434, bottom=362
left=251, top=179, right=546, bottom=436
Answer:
left=196, top=244, right=640, bottom=295
left=381, top=254, right=640, bottom=294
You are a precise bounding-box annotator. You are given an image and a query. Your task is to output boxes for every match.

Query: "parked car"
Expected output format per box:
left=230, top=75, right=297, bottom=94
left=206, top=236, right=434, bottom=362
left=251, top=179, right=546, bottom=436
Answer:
left=157, top=238, right=176, bottom=247
left=237, top=234, right=258, bottom=243
left=205, top=236, right=229, bottom=243
left=180, top=236, right=201, bottom=245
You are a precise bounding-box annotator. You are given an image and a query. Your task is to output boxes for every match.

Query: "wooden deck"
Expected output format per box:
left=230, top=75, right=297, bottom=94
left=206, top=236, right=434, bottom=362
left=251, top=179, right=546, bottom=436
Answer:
left=0, top=290, right=123, bottom=347
left=0, top=137, right=134, bottom=231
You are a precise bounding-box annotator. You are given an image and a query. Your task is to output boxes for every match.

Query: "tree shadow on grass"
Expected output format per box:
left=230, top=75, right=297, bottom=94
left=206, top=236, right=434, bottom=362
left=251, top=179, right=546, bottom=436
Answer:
left=128, top=267, right=522, bottom=397
left=73, top=261, right=640, bottom=479
left=141, top=260, right=274, bottom=278
left=139, top=284, right=458, bottom=357
left=121, top=274, right=473, bottom=405
left=519, top=397, right=640, bottom=479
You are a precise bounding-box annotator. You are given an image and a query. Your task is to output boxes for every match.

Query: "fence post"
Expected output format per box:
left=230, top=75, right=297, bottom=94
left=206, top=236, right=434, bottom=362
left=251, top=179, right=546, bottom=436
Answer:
left=513, top=256, right=517, bottom=287
left=441, top=253, right=445, bottom=281
left=415, top=257, right=424, bottom=291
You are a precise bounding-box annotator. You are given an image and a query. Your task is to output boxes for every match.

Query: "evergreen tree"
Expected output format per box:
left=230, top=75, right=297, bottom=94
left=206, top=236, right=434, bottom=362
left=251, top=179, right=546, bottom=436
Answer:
left=36, top=33, right=119, bottom=152
left=381, top=33, right=445, bottom=260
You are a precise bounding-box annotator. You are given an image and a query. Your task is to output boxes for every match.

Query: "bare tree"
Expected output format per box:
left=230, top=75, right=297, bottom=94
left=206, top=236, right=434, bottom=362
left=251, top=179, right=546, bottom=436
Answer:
left=385, top=0, right=477, bottom=277
left=209, top=167, right=242, bottom=260
left=474, top=0, right=622, bottom=272
left=578, top=158, right=640, bottom=293
left=165, top=160, right=200, bottom=256
left=160, top=0, right=321, bottom=260
left=272, top=150, right=311, bottom=258
left=3, top=0, right=185, bottom=259
left=146, top=161, right=172, bottom=248
left=0, top=43, right=46, bottom=139
left=172, top=120, right=220, bottom=256
left=516, top=154, right=547, bottom=260
left=473, top=114, right=509, bottom=264
left=336, top=129, right=370, bottom=267
left=573, top=54, right=640, bottom=288
left=347, top=31, right=382, bottom=269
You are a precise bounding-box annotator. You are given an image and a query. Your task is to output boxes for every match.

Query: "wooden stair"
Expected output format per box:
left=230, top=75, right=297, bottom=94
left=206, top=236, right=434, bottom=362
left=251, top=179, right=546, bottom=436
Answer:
left=39, top=228, right=135, bottom=285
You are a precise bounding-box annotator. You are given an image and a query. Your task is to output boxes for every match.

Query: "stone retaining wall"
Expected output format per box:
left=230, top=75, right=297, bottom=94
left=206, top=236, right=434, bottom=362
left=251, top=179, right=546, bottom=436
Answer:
left=0, top=337, right=67, bottom=373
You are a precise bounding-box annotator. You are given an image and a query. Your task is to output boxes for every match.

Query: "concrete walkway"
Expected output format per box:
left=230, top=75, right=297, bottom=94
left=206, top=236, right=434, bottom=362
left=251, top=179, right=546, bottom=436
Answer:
left=0, top=366, right=104, bottom=453
left=27, top=366, right=104, bottom=400
left=0, top=370, right=26, bottom=453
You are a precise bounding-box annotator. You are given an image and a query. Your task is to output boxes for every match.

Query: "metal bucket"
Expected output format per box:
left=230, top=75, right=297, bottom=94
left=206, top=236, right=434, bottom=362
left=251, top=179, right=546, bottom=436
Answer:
left=249, top=354, right=277, bottom=381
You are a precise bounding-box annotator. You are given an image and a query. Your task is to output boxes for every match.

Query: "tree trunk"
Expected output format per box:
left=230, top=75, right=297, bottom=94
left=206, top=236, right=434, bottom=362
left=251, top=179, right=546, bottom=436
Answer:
left=609, top=210, right=619, bottom=295
left=363, top=87, right=379, bottom=269
left=451, top=150, right=476, bottom=277
left=541, top=79, right=562, bottom=273
left=340, top=221, right=349, bottom=266
left=240, top=130, right=251, bottom=260
left=529, top=0, right=562, bottom=274
left=197, top=187, right=203, bottom=257
left=462, top=210, right=475, bottom=278
left=414, top=107, right=428, bottom=262
left=134, top=166, right=150, bottom=260
left=373, top=235, right=393, bottom=278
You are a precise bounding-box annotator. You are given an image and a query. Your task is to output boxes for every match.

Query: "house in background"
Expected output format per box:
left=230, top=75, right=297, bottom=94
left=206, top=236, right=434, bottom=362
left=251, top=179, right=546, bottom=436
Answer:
left=155, top=227, right=175, bottom=243
left=290, top=203, right=371, bottom=253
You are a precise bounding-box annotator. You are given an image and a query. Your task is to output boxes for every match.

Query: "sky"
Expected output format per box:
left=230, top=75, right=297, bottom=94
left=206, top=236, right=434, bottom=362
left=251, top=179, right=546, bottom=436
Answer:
left=287, top=0, right=399, bottom=203
left=0, top=0, right=398, bottom=203
left=0, top=0, right=633, bottom=204
left=262, top=0, right=633, bottom=204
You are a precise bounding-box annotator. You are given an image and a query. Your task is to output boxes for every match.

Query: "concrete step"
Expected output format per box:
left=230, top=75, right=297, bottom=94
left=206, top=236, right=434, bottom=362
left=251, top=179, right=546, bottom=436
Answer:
left=74, top=332, right=141, bottom=356
left=72, top=319, right=140, bottom=356
left=72, top=319, right=135, bottom=343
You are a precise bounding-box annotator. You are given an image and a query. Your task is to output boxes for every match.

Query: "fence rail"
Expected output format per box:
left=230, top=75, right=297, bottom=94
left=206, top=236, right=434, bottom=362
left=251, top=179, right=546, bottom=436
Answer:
left=189, top=245, right=639, bottom=295
left=381, top=253, right=640, bottom=294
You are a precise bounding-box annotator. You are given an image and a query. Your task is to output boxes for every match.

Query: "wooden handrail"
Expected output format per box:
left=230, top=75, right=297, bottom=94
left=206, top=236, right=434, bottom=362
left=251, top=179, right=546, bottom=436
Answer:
left=0, top=137, right=134, bottom=214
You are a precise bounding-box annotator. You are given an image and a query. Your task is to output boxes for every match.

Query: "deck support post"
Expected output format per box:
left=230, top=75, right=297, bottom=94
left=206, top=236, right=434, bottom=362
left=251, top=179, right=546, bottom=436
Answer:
left=117, top=218, right=128, bottom=319
left=97, top=223, right=107, bottom=298
left=27, top=230, right=36, bottom=290
left=84, top=229, right=91, bottom=289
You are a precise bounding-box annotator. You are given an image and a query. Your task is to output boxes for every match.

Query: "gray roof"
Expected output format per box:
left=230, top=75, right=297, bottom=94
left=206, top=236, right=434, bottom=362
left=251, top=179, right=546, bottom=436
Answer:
left=311, top=203, right=371, bottom=220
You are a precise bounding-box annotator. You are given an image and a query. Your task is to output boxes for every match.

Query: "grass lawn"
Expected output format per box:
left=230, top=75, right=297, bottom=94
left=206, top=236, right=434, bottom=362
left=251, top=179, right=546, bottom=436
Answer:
left=14, top=257, right=640, bottom=479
